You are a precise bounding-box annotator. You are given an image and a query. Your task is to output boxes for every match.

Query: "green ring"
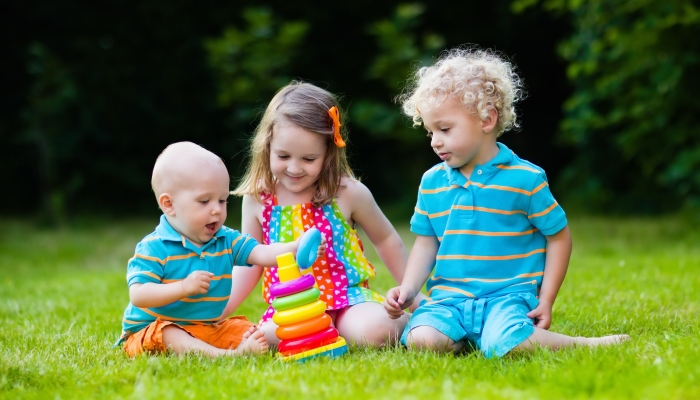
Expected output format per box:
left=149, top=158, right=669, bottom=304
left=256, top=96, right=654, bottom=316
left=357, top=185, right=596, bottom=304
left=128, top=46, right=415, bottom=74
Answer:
left=272, top=287, right=320, bottom=311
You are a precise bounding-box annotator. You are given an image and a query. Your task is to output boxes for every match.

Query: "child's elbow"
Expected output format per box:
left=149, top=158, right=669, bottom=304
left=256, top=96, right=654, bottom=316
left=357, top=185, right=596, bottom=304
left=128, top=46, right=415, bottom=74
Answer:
left=128, top=284, right=147, bottom=307
left=130, top=298, right=146, bottom=308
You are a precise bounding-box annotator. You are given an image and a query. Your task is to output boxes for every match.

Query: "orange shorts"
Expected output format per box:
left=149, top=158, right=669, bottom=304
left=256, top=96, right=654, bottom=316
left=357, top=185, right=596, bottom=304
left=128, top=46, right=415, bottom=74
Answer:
left=123, top=316, right=254, bottom=357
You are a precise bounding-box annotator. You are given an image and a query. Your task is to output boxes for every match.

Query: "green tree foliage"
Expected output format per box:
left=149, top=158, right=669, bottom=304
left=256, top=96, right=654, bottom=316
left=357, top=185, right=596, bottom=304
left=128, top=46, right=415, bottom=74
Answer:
left=352, top=3, right=444, bottom=142
left=515, top=0, right=700, bottom=212
left=21, top=43, right=81, bottom=225
left=0, top=0, right=586, bottom=217
left=205, top=8, right=309, bottom=124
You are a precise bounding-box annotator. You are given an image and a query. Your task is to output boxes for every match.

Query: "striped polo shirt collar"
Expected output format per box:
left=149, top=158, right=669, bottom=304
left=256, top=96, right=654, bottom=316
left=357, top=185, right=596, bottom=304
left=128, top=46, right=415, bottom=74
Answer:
left=445, top=163, right=467, bottom=186
left=155, top=214, right=225, bottom=251
left=444, top=142, right=514, bottom=184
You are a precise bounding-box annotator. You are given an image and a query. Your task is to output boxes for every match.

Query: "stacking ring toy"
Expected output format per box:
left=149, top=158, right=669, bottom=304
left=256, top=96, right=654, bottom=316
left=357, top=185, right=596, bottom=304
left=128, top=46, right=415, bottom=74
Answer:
left=276, top=313, right=332, bottom=340
left=297, top=226, right=322, bottom=269
left=270, top=274, right=315, bottom=299
left=272, top=299, right=327, bottom=326
left=278, top=326, right=339, bottom=355
left=272, top=287, right=321, bottom=311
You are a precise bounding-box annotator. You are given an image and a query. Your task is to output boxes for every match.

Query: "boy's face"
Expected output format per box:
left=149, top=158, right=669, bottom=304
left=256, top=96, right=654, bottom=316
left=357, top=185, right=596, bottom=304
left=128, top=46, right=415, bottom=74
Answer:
left=167, top=163, right=230, bottom=247
left=420, top=96, right=497, bottom=177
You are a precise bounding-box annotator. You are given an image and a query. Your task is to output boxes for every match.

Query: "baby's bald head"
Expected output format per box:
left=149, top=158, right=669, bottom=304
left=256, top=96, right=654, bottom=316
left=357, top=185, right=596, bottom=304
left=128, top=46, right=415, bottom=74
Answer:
left=151, top=142, right=228, bottom=202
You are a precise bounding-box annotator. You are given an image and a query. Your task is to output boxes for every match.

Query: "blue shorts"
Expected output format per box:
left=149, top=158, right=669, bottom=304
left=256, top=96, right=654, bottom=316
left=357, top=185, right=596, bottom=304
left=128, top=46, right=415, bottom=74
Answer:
left=401, top=291, right=539, bottom=358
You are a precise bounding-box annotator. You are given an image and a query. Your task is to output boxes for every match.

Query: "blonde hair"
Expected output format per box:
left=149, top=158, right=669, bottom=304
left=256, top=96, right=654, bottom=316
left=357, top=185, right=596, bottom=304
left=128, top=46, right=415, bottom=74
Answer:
left=398, top=46, right=525, bottom=136
left=232, top=81, right=355, bottom=207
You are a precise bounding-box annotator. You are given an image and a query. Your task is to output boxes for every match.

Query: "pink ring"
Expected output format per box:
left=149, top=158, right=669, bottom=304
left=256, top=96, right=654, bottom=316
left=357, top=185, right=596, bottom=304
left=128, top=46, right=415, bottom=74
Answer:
left=270, top=274, right=316, bottom=298
left=278, top=327, right=339, bottom=356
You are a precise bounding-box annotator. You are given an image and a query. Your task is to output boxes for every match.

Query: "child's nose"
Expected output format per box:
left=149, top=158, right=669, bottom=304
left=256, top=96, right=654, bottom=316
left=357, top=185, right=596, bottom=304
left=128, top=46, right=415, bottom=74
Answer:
left=287, top=161, right=302, bottom=174
left=211, top=203, right=223, bottom=215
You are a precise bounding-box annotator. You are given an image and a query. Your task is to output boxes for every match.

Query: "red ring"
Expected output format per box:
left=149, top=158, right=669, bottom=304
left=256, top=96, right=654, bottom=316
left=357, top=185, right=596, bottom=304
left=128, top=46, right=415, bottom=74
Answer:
left=277, top=327, right=339, bottom=356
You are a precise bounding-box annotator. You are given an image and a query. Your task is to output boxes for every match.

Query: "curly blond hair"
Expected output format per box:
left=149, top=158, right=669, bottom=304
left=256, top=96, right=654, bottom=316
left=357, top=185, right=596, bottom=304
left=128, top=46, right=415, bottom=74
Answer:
left=398, top=46, right=525, bottom=136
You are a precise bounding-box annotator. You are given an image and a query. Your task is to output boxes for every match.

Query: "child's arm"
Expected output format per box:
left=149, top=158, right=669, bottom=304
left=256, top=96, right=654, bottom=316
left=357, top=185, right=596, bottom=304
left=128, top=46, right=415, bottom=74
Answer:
left=384, top=234, right=439, bottom=319
left=343, top=180, right=427, bottom=307
left=221, top=195, right=325, bottom=320
left=527, top=225, right=572, bottom=329
left=240, top=191, right=325, bottom=267
left=247, top=236, right=326, bottom=267
left=220, top=195, right=266, bottom=320
left=247, top=241, right=299, bottom=267
left=129, top=270, right=214, bottom=308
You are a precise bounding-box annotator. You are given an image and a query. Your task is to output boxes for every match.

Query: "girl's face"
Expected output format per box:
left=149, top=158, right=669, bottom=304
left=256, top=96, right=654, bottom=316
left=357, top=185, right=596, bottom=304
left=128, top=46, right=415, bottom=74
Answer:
left=269, top=119, right=327, bottom=197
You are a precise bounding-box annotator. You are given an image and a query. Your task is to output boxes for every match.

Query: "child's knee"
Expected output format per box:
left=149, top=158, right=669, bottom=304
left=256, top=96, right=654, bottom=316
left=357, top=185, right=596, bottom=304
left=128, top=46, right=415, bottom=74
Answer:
left=405, top=326, right=457, bottom=351
left=338, top=314, right=405, bottom=346
left=366, top=314, right=407, bottom=345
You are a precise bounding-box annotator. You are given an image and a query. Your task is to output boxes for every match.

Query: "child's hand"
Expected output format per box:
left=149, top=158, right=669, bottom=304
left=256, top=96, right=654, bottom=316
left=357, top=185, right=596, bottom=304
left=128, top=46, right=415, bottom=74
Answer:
left=408, top=292, right=428, bottom=313
left=384, top=286, right=415, bottom=319
left=181, top=270, right=214, bottom=297
left=526, top=299, right=553, bottom=329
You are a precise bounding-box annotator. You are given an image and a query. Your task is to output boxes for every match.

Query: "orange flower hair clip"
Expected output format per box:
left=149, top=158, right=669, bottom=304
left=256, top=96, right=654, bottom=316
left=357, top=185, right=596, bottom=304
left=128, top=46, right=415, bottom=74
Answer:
left=328, top=106, right=346, bottom=148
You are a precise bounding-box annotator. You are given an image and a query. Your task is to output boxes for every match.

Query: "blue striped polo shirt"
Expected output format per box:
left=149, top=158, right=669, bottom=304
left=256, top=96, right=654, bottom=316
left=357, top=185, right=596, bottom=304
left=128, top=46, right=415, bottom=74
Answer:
left=411, top=142, right=567, bottom=302
left=119, top=215, right=258, bottom=339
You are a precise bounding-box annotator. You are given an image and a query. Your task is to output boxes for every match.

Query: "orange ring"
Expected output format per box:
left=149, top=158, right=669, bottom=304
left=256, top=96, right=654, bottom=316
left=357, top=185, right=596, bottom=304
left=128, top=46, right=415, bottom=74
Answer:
left=275, top=314, right=332, bottom=340
left=278, top=327, right=339, bottom=356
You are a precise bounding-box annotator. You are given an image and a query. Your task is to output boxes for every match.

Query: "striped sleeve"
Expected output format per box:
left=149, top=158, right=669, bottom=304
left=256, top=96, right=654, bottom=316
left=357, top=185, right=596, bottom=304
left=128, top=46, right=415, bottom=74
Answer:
left=126, top=241, right=165, bottom=286
left=527, top=172, right=567, bottom=236
left=410, top=177, right=435, bottom=236
left=229, top=230, right=259, bottom=266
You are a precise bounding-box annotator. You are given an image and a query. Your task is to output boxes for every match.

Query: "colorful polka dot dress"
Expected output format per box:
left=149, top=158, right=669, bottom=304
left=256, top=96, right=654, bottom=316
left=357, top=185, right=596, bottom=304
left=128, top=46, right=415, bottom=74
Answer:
left=259, top=195, right=385, bottom=323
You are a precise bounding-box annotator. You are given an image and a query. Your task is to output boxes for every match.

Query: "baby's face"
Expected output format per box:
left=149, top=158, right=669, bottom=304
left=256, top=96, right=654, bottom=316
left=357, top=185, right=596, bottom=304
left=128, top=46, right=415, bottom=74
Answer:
left=168, top=163, right=230, bottom=247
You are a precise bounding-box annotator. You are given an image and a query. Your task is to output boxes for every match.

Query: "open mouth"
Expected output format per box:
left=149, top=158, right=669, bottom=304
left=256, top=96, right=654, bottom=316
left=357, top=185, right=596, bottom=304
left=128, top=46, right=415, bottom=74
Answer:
left=205, top=222, right=217, bottom=233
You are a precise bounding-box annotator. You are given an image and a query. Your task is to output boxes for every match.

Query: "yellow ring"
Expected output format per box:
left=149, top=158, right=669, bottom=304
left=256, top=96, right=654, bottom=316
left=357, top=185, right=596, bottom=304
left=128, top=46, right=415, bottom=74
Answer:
left=272, top=300, right=327, bottom=326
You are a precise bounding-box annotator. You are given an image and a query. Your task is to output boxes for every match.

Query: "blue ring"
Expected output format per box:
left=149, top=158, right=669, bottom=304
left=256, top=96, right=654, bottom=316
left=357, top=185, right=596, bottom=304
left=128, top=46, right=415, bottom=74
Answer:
left=297, top=227, right=321, bottom=269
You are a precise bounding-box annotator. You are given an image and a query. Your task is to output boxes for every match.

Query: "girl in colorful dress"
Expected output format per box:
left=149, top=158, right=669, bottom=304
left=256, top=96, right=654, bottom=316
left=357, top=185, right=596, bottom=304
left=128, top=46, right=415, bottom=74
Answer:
left=228, top=81, right=423, bottom=347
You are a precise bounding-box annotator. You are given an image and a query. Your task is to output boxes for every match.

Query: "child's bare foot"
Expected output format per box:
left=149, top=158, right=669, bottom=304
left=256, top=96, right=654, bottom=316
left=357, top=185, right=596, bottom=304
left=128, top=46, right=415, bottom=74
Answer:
left=585, top=334, right=631, bottom=347
left=233, top=329, right=269, bottom=355
left=240, top=326, right=256, bottom=342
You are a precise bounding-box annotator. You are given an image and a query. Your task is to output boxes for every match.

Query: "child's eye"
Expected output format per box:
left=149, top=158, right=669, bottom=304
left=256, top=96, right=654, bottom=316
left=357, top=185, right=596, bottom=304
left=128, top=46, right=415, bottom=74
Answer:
left=277, top=155, right=289, bottom=160
left=441, top=128, right=450, bottom=133
left=303, top=158, right=316, bottom=162
left=200, top=200, right=209, bottom=204
left=219, top=200, right=228, bottom=204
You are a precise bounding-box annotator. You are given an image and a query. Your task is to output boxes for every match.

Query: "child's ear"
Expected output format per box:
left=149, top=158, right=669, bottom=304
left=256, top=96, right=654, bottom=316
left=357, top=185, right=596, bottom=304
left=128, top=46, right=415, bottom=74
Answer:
left=158, top=193, right=176, bottom=216
left=482, top=108, right=499, bottom=134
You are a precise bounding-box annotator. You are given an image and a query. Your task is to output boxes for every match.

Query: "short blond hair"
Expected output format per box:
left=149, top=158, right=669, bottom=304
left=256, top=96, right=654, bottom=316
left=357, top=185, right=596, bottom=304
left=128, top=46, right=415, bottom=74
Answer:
left=398, top=46, right=525, bottom=136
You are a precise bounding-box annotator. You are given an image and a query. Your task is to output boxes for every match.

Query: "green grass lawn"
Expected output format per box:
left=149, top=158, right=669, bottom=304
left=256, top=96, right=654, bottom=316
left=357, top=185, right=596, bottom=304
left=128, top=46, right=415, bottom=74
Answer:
left=1, top=213, right=698, bottom=399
